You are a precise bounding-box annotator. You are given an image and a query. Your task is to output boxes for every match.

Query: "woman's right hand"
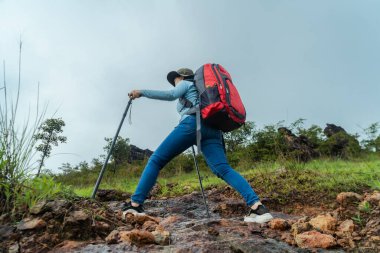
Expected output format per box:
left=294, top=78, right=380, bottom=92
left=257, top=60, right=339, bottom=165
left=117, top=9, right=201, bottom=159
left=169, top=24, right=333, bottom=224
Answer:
left=128, top=90, right=141, bottom=100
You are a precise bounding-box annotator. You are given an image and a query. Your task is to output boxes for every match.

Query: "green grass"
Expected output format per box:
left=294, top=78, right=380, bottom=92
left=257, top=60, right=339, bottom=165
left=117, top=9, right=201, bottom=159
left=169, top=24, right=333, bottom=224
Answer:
left=243, top=155, right=380, bottom=191
left=73, top=171, right=221, bottom=197
left=68, top=154, right=380, bottom=205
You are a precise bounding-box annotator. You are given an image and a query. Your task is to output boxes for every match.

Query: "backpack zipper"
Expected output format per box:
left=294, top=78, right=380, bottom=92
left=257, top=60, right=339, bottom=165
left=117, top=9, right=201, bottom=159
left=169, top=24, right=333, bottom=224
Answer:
left=213, top=64, right=231, bottom=105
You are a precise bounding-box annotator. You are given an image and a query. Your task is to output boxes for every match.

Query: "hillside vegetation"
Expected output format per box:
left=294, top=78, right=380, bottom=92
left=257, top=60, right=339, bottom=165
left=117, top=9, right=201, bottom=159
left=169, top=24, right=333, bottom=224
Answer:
left=54, top=119, right=380, bottom=207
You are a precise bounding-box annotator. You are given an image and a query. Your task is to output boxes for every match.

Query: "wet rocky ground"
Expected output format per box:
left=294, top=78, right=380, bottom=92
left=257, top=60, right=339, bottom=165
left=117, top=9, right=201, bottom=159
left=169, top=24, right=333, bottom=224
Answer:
left=0, top=188, right=379, bottom=252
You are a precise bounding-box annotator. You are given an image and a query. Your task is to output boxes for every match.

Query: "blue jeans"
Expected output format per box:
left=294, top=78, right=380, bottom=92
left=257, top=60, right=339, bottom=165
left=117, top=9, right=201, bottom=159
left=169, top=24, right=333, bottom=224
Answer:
left=131, top=115, right=260, bottom=206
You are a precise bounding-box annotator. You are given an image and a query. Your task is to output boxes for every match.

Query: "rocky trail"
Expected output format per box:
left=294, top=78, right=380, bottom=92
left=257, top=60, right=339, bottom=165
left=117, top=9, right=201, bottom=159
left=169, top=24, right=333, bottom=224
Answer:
left=1, top=188, right=379, bottom=253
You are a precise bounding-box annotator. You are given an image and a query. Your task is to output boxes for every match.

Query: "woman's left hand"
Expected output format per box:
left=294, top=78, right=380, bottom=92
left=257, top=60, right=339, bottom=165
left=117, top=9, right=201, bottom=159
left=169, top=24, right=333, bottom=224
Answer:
left=128, top=90, right=141, bottom=99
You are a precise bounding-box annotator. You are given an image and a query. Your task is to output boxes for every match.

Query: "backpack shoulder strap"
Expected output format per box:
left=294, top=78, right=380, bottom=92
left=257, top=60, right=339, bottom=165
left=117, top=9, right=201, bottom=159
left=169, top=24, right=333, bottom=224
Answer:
left=179, top=97, right=193, bottom=108
left=179, top=80, right=196, bottom=108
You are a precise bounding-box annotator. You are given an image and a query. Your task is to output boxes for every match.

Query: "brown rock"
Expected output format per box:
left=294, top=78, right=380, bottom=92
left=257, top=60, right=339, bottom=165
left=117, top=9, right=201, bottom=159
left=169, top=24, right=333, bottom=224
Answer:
left=336, top=192, right=363, bottom=206
left=17, top=218, right=47, bottom=230
left=263, top=229, right=280, bottom=240
left=117, top=224, right=134, bottom=231
left=37, top=232, right=59, bottom=245
left=353, top=236, right=362, bottom=241
left=155, top=224, right=165, bottom=233
left=142, top=220, right=158, bottom=231
left=105, top=230, right=120, bottom=244
left=152, top=229, right=170, bottom=245
left=64, top=210, right=90, bottom=226
left=330, top=208, right=340, bottom=220
left=364, top=191, right=380, bottom=205
left=42, top=212, right=53, bottom=220
left=295, top=230, right=337, bottom=249
left=291, top=219, right=311, bottom=237
left=19, top=234, right=38, bottom=251
left=0, top=225, right=16, bottom=240
left=0, top=213, right=10, bottom=223
left=136, top=214, right=160, bottom=223
left=309, top=214, right=337, bottom=233
left=119, top=229, right=155, bottom=246
left=208, top=227, right=219, bottom=236
left=8, top=243, right=19, bottom=253
left=46, top=219, right=60, bottom=233
left=123, top=212, right=160, bottom=225
left=94, top=221, right=111, bottom=232
left=45, top=199, right=70, bottom=214
left=159, top=215, right=185, bottom=229
left=287, top=219, right=297, bottom=226
left=360, top=217, right=380, bottom=238
left=29, top=200, right=47, bottom=215
left=70, top=210, right=89, bottom=221
left=269, top=218, right=289, bottom=231
left=281, top=232, right=295, bottom=245
left=337, top=238, right=355, bottom=248
left=54, top=240, right=86, bottom=251
left=62, top=210, right=92, bottom=240
left=338, top=219, right=355, bottom=233
left=296, top=216, right=309, bottom=223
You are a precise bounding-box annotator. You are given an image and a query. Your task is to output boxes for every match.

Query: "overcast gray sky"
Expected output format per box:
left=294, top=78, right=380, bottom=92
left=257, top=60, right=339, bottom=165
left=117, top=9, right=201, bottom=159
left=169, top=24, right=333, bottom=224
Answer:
left=1, top=0, right=379, bottom=172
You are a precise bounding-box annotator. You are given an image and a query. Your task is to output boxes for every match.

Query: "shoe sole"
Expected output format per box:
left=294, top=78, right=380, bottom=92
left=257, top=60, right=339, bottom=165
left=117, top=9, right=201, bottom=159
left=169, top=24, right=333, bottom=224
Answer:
left=244, top=213, right=273, bottom=223
left=122, top=210, right=146, bottom=219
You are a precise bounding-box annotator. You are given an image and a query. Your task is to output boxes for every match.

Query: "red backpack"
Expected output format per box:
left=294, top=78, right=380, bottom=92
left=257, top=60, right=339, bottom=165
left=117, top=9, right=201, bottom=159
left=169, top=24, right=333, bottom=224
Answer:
left=193, top=63, right=246, bottom=132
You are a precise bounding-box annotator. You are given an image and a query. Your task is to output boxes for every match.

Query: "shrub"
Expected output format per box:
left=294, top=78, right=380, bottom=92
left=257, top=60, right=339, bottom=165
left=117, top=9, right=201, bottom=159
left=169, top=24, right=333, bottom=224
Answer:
left=319, top=131, right=362, bottom=158
left=0, top=42, right=73, bottom=216
left=2, top=175, right=74, bottom=214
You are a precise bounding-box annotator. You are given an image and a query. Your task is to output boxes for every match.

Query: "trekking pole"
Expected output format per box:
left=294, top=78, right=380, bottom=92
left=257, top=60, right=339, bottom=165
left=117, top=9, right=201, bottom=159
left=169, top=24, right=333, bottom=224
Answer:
left=91, top=98, right=133, bottom=199
left=191, top=146, right=211, bottom=218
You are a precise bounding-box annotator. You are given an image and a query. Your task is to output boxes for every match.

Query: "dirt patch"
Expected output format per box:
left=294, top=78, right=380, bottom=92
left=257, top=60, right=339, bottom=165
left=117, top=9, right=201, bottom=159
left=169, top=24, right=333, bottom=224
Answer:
left=96, top=189, right=131, bottom=202
left=1, top=189, right=379, bottom=252
left=0, top=198, right=127, bottom=252
left=260, top=191, right=380, bottom=251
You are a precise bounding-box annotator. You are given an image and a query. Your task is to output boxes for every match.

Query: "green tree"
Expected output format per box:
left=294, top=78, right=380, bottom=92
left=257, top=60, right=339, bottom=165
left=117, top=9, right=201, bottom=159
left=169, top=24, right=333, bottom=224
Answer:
left=248, top=121, right=286, bottom=161
left=319, top=131, right=361, bottom=158
left=289, top=118, right=307, bottom=134
left=78, top=161, right=90, bottom=173
left=362, top=123, right=380, bottom=152
left=103, top=136, right=130, bottom=169
left=58, top=162, right=74, bottom=175
left=223, top=121, right=254, bottom=152
left=374, top=136, right=380, bottom=153
left=34, top=118, right=67, bottom=177
left=91, top=158, right=103, bottom=170
left=298, top=124, right=324, bottom=151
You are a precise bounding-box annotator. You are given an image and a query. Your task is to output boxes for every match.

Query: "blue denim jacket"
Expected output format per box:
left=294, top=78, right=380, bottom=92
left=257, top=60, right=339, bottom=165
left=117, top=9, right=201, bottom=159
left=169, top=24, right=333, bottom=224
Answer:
left=140, top=80, right=199, bottom=121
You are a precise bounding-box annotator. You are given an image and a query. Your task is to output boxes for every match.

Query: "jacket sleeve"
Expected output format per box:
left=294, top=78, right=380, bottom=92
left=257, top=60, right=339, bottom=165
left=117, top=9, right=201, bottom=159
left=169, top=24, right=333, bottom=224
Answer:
left=140, top=81, right=189, bottom=101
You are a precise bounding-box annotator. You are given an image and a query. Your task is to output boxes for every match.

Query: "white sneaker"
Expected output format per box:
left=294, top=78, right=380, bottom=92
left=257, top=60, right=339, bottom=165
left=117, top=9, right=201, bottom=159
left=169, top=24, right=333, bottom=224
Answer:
left=244, top=205, right=273, bottom=223
left=121, top=202, right=145, bottom=219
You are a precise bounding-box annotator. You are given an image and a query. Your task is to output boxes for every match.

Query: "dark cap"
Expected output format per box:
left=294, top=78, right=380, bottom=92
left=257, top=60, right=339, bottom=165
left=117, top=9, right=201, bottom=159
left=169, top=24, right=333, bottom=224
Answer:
left=167, top=68, right=194, bottom=86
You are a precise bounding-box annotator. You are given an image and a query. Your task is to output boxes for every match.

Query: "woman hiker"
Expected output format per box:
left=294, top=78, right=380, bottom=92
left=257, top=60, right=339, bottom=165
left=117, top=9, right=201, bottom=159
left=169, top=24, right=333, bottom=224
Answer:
left=125, top=68, right=273, bottom=223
